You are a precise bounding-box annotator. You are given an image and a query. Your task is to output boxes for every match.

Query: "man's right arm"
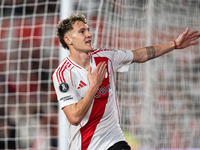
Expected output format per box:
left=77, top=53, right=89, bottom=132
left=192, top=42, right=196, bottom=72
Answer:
left=132, top=28, right=200, bottom=63
left=62, top=62, right=107, bottom=126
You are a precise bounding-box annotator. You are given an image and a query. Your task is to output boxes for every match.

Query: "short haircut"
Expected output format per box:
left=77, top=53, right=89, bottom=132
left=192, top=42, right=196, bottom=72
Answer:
left=56, top=14, right=87, bottom=49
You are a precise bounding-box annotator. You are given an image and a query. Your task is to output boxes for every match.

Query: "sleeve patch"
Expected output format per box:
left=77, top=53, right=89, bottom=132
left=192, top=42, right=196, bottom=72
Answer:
left=59, top=82, right=69, bottom=93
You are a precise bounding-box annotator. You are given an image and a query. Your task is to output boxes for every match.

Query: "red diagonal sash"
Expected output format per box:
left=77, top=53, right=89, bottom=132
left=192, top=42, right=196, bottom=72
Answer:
left=80, top=57, right=109, bottom=150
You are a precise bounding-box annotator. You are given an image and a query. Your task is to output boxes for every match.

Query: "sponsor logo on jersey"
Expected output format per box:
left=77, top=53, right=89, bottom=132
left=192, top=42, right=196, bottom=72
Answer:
left=77, top=80, right=87, bottom=89
left=95, top=84, right=110, bottom=98
left=59, top=82, right=69, bottom=93
left=60, top=95, right=73, bottom=101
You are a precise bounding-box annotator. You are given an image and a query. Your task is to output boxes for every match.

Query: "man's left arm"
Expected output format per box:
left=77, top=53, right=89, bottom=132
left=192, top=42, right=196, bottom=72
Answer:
left=132, top=28, right=200, bottom=63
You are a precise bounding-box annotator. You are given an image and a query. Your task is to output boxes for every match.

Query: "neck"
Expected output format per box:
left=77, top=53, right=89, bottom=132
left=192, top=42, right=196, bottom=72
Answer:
left=69, top=51, right=91, bottom=69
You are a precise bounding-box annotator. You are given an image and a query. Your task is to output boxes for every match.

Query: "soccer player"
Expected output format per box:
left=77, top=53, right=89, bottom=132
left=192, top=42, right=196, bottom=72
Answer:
left=52, top=14, right=200, bottom=150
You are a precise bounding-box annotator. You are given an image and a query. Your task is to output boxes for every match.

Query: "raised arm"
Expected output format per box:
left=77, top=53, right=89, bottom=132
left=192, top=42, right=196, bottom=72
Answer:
left=132, top=28, right=200, bottom=63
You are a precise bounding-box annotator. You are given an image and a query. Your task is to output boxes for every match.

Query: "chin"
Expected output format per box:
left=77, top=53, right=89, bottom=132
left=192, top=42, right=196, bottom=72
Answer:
left=82, top=48, right=93, bottom=53
left=87, top=46, right=93, bottom=51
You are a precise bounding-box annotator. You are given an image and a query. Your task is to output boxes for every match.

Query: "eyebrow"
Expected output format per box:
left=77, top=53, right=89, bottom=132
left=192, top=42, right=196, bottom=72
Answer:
left=79, top=27, right=90, bottom=32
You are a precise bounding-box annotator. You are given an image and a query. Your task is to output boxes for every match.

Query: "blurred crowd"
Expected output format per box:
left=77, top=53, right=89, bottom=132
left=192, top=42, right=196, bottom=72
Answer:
left=0, top=0, right=60, bottom=149
left=118, top=47, right=200, bottom=148
left=0, top=0, right=200, bottom=149
left=0, top=0, right=58, bottom=16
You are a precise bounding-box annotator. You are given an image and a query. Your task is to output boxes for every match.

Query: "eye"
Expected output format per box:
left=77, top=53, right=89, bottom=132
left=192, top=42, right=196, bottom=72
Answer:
left=80, top=29, right=85, bottom=34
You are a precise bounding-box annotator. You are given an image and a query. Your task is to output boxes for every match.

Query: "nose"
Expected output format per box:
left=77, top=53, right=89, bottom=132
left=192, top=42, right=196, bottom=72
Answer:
left=86, top=30, right=92, bottom=38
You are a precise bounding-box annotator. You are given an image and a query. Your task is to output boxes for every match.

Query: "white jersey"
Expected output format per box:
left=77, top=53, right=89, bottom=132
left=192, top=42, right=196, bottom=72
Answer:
left=52, top=48, right=133, bottom=150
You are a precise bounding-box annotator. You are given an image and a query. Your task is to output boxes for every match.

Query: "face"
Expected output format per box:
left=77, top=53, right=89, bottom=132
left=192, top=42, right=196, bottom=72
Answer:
left=65, top=21, right=93, bottom=52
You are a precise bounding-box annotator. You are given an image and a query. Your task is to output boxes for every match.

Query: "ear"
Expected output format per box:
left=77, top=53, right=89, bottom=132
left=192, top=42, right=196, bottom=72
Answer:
left=64, top=35, right=73, bottom=46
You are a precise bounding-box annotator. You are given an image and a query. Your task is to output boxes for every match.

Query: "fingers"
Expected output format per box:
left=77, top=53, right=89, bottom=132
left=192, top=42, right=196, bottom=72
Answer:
left=88, top=66, right=92, bottom=74
left=89, top=61, right=107, bottom=77
left=190, top=40, right=199, bottom=46
left=190, top=36, right=200, bottom=42
left=188, top=30, right=198, bottom=36
left=188, top=30, right=200, bottom=45
left=97, top=62, right=107, bottom=74
left=88, top=62, right=107, bottom=88
left=184, top=28, right=200, bottom=45
left=183, top=27, right=189, bottom=36
left=175, top=28, right=200, bottom=49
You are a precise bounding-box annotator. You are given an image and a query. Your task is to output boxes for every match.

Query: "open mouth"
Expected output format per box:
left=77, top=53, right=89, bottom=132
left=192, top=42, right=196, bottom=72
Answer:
left=86, top=40, right=91, bottom=44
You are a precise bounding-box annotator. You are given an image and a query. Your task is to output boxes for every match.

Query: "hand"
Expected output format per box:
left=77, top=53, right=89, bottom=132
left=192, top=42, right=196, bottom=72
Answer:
left=175, top=28, right=200, bottom=49
left=88, top=62, right=107, bottom=90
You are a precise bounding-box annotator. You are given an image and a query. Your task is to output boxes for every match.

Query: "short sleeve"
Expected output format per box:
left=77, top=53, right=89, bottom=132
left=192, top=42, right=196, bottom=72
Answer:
left=93, top=49, right=133, bottom=72
left=52, top=70, right=78, bottom=109
left=113, top=50, right=133, bottom=72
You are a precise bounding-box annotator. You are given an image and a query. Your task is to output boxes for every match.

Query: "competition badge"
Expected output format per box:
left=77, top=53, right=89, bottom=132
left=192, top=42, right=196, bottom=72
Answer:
left=59, top=82, right=69, bottom=93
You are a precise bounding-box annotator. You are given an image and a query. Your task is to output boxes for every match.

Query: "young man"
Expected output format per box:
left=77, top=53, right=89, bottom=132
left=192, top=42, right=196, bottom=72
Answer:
left=52, top=14, right=200, bottom=150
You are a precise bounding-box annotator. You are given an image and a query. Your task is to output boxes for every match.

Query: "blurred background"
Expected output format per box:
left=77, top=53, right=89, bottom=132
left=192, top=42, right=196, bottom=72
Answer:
left=0, top=0, right=200, bottom=149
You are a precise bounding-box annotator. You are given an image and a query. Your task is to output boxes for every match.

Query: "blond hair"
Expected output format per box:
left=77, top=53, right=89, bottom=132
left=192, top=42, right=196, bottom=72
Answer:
left=56, top=14, right=87, bottom=49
